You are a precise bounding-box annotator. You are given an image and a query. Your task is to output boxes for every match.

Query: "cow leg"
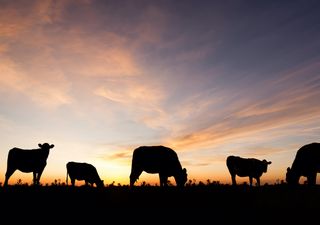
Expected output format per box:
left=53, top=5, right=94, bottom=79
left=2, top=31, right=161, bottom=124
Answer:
left=71, top=178, right=76, bottom=186
left=33, top=172, right=38, bottom=185
left=249, top=177, right=253, bottom=187
left=307, top=173, right=317, bottom=186
left=130, top=169, right=142, bottom=187
left=33, top=172, right=36, bottom=184
left=159, top=174, right=168, bottom=187
left=35, top=169, right=44, bottom=185
left=4, top=168, right=16, bottom=186
left=256, top=177, right=260, bottom=187
left=231, top=174, right=236, bottom=186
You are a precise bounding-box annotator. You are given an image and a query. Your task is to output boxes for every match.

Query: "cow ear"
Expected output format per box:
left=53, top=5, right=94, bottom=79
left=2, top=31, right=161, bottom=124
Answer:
left=38, top=143, right=42, bottom=147
left=287, top=167, right=291, bottom=172
left=50, top=144, right=55, bottom=148
left=183, top=168, right=187, bottom=173
left=268, top=161, right=272, bottom=164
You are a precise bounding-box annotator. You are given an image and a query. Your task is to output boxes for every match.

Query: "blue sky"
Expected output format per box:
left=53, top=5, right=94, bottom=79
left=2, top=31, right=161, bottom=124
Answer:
left=0, top=0, right=319, bottom=185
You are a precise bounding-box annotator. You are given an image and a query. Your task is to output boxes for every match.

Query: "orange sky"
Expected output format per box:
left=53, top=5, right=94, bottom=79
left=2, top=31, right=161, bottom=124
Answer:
left=0, top=0, right=320, bottom=186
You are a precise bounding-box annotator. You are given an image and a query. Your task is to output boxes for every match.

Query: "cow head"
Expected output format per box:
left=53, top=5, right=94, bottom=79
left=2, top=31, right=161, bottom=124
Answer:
left=38, top=143, right=55, bottom=150
left=96, top=179, right=104, bottom=188
left=286, top=167, right=299, bottom=185
left=262, top=159, right=272, bottom=172
left=175, top=168, right=188, bottom=187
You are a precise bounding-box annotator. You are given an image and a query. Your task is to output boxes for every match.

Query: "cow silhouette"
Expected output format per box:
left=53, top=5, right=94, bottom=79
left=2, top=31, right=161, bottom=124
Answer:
left=286, top=142, right=320, bottom=186
left=66, top=161, right=104, bottom=188
left=226, top=155, right=272, bottom=186
left=4, top=143, right=54, bottom=186
left=130, top=145, right=187, bottom=187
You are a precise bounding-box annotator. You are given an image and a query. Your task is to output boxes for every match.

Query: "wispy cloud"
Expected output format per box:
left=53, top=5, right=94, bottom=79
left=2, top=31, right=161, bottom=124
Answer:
left=94, top=77, right=169, bottom=131
left=101, top=151, right=132, bottom=163
left=0, top=2, right=32, bottom=37
left=0, top=56, right=72, bottom=109
left=133, top=5, right=168, bottom=45
left=0, top=0, right=75, bottom=37
left=57, top=30, right=141, bottom=78
left=235, top=146, right=289, bottom=158
left=94, top=80, right=164, bottom=106
left=162, top=62, right=320, bottom=153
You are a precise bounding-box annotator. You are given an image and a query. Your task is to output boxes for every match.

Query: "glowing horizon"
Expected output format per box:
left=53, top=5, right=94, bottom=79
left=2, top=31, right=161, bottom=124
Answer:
left=1, top=0, right=320, bottom=186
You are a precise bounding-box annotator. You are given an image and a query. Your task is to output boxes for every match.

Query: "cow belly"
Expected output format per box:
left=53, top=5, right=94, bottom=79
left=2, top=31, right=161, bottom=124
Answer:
left=71, top=174, right=88, bottom=181
left=143, top=168, right=160, bottom=174
left=17, top=164, right=44, bottom=173
left=18, top=168, right=35, bottom=173
left=236, top=172, right=252, bottom=177
left=143, top=168, right=173, bottom=177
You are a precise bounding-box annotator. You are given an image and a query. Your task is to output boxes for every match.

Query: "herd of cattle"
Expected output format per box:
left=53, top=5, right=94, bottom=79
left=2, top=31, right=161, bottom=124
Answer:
left=2, top=142, right=320, bottom=187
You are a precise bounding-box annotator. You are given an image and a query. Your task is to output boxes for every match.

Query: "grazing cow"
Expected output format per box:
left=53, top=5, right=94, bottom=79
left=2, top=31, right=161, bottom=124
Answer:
left=286, top=142, right=320, bottom=186
left=130, top=145, right=187, bottom=187
left=226, top=155, right=272, bottom=187
left=66, top=162, right=104, bottom=188
left=4, top=143, right=54, bottom=186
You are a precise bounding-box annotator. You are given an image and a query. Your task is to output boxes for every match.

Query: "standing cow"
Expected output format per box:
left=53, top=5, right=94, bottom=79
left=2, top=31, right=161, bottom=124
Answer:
left=286, top=142, right=320, bottom=186
left=66, top=162, right=104, bottom=188
left=130, top=146, right=188, bottom=187
left=226, top=155, right=272, bottom=187
left=4, top=143, right=54, bottom=186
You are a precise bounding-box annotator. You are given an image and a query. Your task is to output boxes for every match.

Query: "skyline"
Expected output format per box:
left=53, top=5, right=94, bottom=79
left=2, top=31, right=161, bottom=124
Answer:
left=0, top=0, right=320, bottom=186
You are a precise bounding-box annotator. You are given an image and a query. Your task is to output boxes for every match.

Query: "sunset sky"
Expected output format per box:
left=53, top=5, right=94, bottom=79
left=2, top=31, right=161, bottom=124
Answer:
left=0, top=0, right=320, bottom=186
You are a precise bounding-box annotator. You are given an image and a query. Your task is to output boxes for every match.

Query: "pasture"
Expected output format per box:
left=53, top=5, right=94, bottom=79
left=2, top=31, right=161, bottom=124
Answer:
left=1, top=183, right=319, bottom=224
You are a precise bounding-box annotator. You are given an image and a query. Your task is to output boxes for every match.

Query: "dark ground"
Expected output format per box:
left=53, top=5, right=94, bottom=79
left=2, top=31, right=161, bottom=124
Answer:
left=1, top=184, right=319, bottom=224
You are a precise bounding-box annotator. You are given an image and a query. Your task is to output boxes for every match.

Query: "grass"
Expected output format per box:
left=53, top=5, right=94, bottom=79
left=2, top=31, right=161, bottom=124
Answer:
left=1, top=181, right=319, bottom=224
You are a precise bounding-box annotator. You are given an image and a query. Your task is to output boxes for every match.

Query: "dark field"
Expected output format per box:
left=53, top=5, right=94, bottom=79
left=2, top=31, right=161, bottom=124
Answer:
left=1, top=184, right=319, bottom=224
